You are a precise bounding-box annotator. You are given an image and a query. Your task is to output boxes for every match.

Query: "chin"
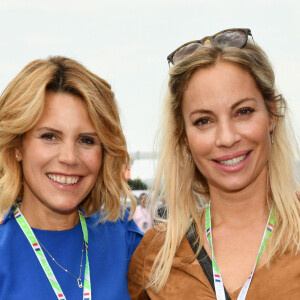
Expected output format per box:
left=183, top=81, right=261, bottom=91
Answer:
left=211, top=179, right=249, bottom=193
left=46, top=200, right=81, bottom=215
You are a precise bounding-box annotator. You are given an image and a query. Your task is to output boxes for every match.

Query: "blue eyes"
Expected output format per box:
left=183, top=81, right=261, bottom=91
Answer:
left=40, top=133, right=95, bottom=145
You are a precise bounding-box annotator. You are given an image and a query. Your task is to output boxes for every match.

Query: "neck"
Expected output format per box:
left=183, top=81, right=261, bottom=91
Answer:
left=19, top=201, right=79, bottom=231
left=209, top=194, right=269, bottom=229
left=208, top=174, right=270, bottom=229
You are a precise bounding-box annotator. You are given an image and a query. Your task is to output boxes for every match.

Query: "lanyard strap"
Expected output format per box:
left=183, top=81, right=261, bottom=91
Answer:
left=205, top=202, right=275, bottom=300
left=13, top=207, right=92, bottom=300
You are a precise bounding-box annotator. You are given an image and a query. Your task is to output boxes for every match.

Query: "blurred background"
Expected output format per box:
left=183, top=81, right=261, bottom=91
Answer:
left=0, top=0, right=299, bottom=186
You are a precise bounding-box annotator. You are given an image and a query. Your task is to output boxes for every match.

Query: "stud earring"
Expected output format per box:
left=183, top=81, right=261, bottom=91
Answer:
left=15, top=154, right=19, bottom=159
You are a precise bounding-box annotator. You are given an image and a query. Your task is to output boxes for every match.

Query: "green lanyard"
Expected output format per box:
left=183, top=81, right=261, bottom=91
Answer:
left=13, top=207, right=92, bottom=300
left=205, top=202, right=275, bottom=300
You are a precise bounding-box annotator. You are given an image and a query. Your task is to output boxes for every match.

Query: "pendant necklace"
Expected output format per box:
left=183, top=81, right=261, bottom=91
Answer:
left=14, top=207, right=92, bottom=300
left=37, top=237, right=85, bottom=288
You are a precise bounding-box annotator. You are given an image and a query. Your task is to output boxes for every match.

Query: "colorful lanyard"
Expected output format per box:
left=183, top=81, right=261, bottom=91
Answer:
left=205, top=202, right=275, bottom=300
left=13, top=207, right=92, bottom=300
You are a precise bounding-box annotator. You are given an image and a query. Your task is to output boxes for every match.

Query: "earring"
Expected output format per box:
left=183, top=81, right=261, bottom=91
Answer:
left=270, top=124, right=276, bottom=144
left=15, top=154, right=19, bottom=159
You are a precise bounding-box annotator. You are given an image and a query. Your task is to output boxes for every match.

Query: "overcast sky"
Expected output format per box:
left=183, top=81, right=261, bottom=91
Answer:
left=0, top=0, right=299, bottom=180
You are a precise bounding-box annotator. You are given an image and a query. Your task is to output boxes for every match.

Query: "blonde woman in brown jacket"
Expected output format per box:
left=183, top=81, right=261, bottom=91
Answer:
left=128, top=28, right=300, bottom=300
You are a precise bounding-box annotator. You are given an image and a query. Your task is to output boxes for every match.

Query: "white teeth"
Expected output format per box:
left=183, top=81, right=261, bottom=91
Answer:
left=218, top=154, right=247, bottom=166
left=47, top=174, right=80, bottom=185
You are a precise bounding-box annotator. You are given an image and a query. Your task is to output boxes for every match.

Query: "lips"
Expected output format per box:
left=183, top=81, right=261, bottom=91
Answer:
left=217, top=154, right=247, bottom=166
left=47, top=173, right=80, bottom=185
left=213, top=151, right=252, bottom=171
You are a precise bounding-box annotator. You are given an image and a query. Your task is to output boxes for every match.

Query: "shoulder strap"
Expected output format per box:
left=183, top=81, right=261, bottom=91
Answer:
left=186, top=223, right=231, bottom=300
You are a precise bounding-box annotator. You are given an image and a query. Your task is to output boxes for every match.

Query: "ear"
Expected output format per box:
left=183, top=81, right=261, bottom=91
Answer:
left=268, top=98, right=277, bottom=132
left=184, top=135, right=190, bottom=151
left=15, top=148, right=22, bottom=162
left=268, top=115, right=276, bottom=133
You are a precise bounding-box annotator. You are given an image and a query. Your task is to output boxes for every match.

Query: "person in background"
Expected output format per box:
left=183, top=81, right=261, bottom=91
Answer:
left=157, top=197, right=167, bottom=220
left=133, top=193, right=152, bottom=233
left=0, top=56, right=143, bottom=299
left=128, top=28, right=300, bottom=299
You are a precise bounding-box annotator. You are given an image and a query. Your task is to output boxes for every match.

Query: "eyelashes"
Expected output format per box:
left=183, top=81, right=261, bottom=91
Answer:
left=192, top=107, right=255, bottom=128
left=40, top=133, right=96, bottom=145
left=193, top=118, right=210, bottom=126
left=236, top=107, right=254, bottom=116
left=79, top=137, right=95, bottom=145
left=41, top=133, right=56, bottom=141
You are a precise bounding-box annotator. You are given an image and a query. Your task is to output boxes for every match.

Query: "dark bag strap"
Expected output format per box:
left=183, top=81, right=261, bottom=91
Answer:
left=186, top=223, right=231, bottom=300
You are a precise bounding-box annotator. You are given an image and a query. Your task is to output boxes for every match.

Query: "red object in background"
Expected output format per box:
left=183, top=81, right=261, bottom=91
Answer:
left=124, top=168, right=131, bottom=180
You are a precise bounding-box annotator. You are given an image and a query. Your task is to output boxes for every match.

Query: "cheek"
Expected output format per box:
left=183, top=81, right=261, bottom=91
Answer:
left=244, top=120, right=271, bottom=144
left=186, top=129, right=215, bottom=178
left=81, top=149, right=102, bottom=174
left=186, top=129, right=215, bottom=160
left=21, top=142, right=53, bottom=169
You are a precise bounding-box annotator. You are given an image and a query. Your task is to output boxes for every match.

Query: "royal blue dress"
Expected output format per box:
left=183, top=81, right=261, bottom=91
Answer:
left=0, top=206, right=143, bottom=300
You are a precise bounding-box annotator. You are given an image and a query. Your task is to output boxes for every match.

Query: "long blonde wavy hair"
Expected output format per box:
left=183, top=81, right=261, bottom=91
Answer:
left=150, top=42, right=300, bottom=290
left=0, top=56, right=135, bottom=221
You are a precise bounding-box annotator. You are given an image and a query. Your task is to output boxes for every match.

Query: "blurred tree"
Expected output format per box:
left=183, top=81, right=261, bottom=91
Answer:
left=127, top=178, right=148, bottom=190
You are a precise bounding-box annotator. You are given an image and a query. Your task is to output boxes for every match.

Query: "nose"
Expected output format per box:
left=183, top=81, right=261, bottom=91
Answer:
left=215, top=120, right=241, bottom=148
left=58, top=141, right=79, bottom=165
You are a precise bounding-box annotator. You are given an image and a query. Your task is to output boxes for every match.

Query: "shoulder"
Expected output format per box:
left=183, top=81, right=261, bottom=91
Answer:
left=127, top=224, right=167, bottom=298
left=129, top=222, right=195, bottom=272
left=87, top=209, right=143, bottom=234
left=0, top=209, right=22, bottom=253
left=0, top=206, right=16, bottom=232
left=130, top=224, right=166, bottom=261
left=86, top=209, right=144, bottom=257
left=144, top=224, right=166, bottom=243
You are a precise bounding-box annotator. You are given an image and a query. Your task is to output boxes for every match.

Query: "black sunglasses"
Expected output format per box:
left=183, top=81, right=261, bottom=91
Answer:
left=167, top=28, right=253, bottom=65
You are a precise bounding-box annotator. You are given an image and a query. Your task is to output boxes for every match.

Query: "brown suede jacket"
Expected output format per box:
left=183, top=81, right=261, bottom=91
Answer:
left=128, top=226, right=300, bottom=300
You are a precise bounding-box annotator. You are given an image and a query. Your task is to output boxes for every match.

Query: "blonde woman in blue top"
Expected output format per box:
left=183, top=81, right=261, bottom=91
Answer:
left=0, top=56, right=143, bottom=299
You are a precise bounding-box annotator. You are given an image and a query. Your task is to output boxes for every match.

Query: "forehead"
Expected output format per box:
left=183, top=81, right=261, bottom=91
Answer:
left=44, top=92, right=84, bottom=111
left=36, top=92, right=95, bottom=130
left=182, top=62, right=264, bottom=111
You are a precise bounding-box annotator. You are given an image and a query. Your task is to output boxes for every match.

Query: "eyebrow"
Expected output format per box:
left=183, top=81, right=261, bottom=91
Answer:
left=36, top=127, right=62, bottom=134
left=36, top=127, right=99, bottom=137
left=189, top=97, right=256, bottom=117
left=78, top=132, right=99, bottom=137
left=231, top=98, right=256, bottom=110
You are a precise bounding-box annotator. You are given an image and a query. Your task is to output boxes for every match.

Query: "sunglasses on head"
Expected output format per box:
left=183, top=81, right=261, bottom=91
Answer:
left=167, top=28, right=253, bottom=65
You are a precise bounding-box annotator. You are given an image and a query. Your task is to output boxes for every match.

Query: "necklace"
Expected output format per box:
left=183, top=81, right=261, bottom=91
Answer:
left=14, top=207, right=92, bottom=300
left=37, top=237, right=85, bottom=288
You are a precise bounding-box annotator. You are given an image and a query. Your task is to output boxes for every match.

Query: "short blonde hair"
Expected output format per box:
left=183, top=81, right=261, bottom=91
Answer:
left=0, top=56, right=135, bottom=221
left=150, top=42, right=300, bottom=290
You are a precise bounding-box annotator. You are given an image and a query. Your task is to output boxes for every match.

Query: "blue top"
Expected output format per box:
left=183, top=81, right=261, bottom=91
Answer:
left=0, top=206, right=143, bottom=300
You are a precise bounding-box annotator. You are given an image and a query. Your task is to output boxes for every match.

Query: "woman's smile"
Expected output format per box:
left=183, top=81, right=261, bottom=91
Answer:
left=212, top=150, right=252, bottom=173
left=216, top=154, right=247, bottom=166
left=46, top=173, right=81, bottom=185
